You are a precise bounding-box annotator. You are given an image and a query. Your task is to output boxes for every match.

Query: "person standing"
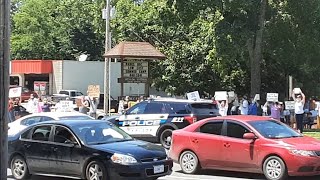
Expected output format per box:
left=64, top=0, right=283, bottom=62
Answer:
left=217, top=99, right=228, bottom=116
left=89, top=97, right=99, bottom=118
left=41, top=98, right=51, bottom=112
left=271, top=102, right=282, bottom=120
left=8, top=98, right=14, bottom=122
left=292, top=90, right=305, bottom=133
left=13, top=98, right=23, bottom=120
left=79, top=96, right=90, bottom=115
left=27, top=94, right=38, bottom=113
left=240, top=96, right=249, bottom=115
left=248, top=97, right=258, bottom=115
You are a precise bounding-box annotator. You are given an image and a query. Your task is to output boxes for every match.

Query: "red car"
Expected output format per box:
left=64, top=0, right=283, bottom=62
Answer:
left=169, top=115, right=320, bottom=180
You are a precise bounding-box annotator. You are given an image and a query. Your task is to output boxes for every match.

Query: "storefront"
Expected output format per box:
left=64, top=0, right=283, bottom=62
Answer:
left=10, top=60, right=53, bottom=95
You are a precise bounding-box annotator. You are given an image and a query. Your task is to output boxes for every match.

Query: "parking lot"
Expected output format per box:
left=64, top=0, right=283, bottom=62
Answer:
left=7, top=163, right=320, bottom=180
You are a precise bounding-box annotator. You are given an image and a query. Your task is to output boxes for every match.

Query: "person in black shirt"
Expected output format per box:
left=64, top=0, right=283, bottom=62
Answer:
left=13, top=98, right=23, bottom=120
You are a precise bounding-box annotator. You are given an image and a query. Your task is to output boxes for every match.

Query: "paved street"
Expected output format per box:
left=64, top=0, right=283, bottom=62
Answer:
left=7, top=163, right=320, bottom=180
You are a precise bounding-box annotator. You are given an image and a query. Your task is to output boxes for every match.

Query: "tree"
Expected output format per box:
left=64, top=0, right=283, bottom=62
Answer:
left=11, top=0, right=105, bottom=60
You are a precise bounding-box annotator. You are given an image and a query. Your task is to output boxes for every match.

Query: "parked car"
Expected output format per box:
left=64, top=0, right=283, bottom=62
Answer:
left=8, top=112, right=94, bottom=136
left=8, top=120, right=173, bottom=180
left=169, top=115, right=320, bottom=180
left=9, top=86, right=38, bottom=102
left=105, top=98, right=219, bottom=149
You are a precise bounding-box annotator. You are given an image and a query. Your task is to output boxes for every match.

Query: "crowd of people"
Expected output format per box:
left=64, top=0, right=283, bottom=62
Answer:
left=8, top=94, right=99, bottom=122
left=214, top=90, right=318, bottom=133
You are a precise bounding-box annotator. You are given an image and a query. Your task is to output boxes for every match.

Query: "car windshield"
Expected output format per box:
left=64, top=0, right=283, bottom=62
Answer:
left=249, top=120, right=302, bottom=139
left=72, top=122, right=133, bottom=145
left=59, top=116, right=94, bottom=120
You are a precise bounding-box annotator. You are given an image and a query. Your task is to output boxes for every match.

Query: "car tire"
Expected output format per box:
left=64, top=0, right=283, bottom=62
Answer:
left=10, top=155, right=31, bottom=180
left=179, top=151, right=200, bottom=174
left=85, top=160, right=108, bottom=180
left=159, top=128, right=173, bottom=149
left=263, top=156, right=288, bottom=180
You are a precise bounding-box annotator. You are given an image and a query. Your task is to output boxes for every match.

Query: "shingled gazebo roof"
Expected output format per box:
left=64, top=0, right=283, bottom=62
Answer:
left=103, top=41, right=166, bottom=60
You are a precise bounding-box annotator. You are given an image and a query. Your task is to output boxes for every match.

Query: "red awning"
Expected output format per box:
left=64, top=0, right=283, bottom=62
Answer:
left=11, top=60, right=53, bottom=74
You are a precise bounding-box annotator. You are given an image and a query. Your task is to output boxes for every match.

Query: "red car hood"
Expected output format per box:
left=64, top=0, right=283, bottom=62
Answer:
left=275, top=136, right=320, bottom=151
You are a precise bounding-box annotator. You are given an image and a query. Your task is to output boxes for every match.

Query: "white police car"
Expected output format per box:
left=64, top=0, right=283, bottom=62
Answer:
left=104, top=98, right=219, bottom=149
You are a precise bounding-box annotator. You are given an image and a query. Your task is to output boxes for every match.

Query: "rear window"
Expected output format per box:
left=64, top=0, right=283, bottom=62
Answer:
left=167, top=103, right=191, bottom=114
left=59, top=91, right=69, bottom=95
left=58, top=116, right=93, bottom=120
left=191, top=103, right=217, bottom=114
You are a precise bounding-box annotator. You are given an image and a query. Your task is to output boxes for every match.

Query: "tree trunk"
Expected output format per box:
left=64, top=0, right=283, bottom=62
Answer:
left=249, top=0, right=267, bottom=97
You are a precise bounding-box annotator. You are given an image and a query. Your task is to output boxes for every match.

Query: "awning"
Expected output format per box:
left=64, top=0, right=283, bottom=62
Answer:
left=104, top=41, right=166, bottom=60
left=11, top=60, right=53, bottom=74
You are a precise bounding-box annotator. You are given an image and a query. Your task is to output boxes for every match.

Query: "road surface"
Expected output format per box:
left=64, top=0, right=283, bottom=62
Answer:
left=7, top=163, right=320, bottom=180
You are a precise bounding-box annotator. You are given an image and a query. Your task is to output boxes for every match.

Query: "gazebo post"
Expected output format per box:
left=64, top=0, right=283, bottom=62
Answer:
left=121, top=58, right=124, bottom=97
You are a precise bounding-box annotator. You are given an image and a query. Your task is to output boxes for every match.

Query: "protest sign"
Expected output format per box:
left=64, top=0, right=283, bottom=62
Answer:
left=215, top=91, right=228, bottom=101
left=293, top=88, right=301, bottom=94
left=187, top=91, right=201, bottom=101
left=9, top=87, right=22, bottom=98
left=254, top=94, right=260, bottom=101
left=267, top=93, right=279, bottom=102
left=87, top=85, right=100, bottom=98
left=59, top=101, right=73, bottom=112
left=285, top=101, right=295, bottom=110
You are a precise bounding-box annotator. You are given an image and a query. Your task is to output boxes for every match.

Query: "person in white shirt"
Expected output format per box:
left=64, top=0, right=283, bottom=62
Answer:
left=26, top=94, right=38, bottom=113
left=240, top=96, right=249, bottom=115
left=292, top=90, right=305, bottom=133
left=217, top=99, right=229, bottom=116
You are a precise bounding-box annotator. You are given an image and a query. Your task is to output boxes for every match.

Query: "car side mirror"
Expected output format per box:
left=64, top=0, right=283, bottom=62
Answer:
left=243, top=132, right=257, bottom=140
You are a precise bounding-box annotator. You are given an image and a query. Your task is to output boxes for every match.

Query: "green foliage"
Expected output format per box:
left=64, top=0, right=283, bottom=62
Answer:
left=11, top=0, right=320, bottom=98
left=11, top=0, right=105, bottom=60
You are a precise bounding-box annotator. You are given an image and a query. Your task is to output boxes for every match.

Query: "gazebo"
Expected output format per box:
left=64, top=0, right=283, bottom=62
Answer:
left=104, top=41, right=166, bottom=97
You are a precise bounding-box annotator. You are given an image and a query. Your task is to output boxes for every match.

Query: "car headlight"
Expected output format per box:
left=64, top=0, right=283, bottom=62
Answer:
left=290, top=150, right=317, bottom=157
left=111, top=153, right=137, bottom=165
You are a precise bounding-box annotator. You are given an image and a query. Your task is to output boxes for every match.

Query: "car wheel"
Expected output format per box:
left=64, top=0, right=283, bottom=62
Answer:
left=11, top=155, right=31, bottom=180
left=179, top=151, right=200, bottom=174
left=263, top=156, right=288, bottom=180
left=160, top=128, right=173, bottom=149
left=85, top=160, right=108, bottom=180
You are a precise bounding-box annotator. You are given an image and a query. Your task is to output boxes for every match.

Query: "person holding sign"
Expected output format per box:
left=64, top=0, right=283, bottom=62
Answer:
left=270, top=102, right=282, bottom=120
left=292, top=89, right=306, bottom=133
left=217, top=98, right=228, bottom=116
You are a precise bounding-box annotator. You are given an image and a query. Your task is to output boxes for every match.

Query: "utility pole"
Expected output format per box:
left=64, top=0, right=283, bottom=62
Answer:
left=0, top=0, right=10, bottom=178
left=103, top=0, right=111, bottom=114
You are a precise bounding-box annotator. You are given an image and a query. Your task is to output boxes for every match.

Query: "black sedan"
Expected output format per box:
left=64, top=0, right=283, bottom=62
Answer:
left=8, top=120, right=173, bottom=180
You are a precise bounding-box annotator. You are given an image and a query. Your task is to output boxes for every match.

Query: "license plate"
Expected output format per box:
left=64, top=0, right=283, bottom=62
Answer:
left=153, top=165, right=164, bottom=174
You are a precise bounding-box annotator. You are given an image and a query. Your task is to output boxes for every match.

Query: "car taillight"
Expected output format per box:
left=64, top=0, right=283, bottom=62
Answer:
left=184, top=116, right=197, bottom=125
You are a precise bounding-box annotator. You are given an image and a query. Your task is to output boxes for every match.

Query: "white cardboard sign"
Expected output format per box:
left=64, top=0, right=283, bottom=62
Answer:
left=285, top=101, right=295, bottom=110
left=254, top=94, right=260, bottom=101
left=293, top=88, right=301, bottom=94
left=187, top=91, right=201, bottom=101
left=215, top=91, right=228, bottom=101
left=59, top=101, right=73, bottom=112
left=9, top=87, right=22, bottom=98
left=267, top=93, right=279, bottom=102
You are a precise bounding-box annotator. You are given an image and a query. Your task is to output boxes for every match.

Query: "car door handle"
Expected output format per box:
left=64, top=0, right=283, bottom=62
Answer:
left=191, top=139, right=199, bottom=143
left=160, top=115, right=165, bottom=118
left=135, top=117, right=140, bottom=120
left=23, top=144, right=31, bottom=149
left=51, top=147, right=58, bottom=152
left=223, top=143, right=230, bottom=148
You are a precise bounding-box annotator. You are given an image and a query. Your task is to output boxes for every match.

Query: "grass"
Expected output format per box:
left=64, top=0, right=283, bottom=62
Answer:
left=304, top=131, right=320, bottom=139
